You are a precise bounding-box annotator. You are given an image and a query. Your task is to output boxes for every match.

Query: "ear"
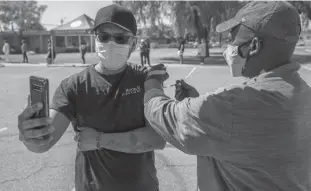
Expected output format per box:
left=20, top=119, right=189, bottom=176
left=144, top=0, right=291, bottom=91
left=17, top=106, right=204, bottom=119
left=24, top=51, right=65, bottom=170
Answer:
left=249, top=37, right=261, bottom=56
left=130, top=38, right=137, bottom=53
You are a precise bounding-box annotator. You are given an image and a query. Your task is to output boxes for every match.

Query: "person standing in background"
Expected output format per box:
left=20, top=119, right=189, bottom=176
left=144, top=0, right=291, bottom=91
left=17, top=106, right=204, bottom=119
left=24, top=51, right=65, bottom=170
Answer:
left=139, top=39, right=147, bottom=66
left=197, top=39, right=206, bottom=65
left=2, top=40, right=10, bottom=62
left=144, top=37, right=151, bottom=66
left=80, top=40, right=87, bottom=64
left=46, top=40, right=56, bottom=65
left=177, top=37, right=185, bottom=64
left=21, top=40, right=28, bottom=63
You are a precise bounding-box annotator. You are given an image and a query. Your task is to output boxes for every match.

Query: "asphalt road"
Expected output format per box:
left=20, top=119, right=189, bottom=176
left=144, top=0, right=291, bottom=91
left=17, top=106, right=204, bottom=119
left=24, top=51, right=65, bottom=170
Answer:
left=0, top=48, right=310, bottom=191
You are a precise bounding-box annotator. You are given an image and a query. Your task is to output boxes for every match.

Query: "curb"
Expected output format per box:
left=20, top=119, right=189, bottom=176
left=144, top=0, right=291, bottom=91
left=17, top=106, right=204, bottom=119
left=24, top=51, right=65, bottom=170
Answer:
left=0, top=63, right=93, bottom=67
left=0, top=63, right=47, bottom=67
left=0, top=62, right=226, bottom=68
left=47, top=63, right=92, bottom=67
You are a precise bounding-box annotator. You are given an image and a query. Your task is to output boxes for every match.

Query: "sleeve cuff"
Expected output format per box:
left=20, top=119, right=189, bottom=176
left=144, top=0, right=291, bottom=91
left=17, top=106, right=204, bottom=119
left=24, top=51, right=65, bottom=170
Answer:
left=144, top=89, right=166, bottom=104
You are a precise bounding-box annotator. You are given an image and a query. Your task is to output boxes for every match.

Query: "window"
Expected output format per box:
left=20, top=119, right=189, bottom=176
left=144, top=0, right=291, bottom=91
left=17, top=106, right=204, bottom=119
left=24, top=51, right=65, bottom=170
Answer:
left=55, top=36, right=65, bottom=47
left=67, top=36, right=79, bottom=47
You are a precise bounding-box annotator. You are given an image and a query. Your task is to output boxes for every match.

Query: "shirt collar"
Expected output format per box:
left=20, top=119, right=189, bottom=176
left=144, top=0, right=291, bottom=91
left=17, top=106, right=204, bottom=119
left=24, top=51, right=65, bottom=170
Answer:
left=254, top=62, right=300, bottom=80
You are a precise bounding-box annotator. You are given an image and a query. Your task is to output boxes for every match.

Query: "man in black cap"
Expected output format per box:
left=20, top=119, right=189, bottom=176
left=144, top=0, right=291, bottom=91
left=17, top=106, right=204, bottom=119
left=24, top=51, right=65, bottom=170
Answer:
left=17, top=4, right=165, bottom=191
left=143, top=1, right=311, bottom=191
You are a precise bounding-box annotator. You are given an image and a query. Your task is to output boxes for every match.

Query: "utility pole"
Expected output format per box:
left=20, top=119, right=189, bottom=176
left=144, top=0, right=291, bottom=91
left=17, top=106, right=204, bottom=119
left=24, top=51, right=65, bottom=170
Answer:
left=51, top=36, right=54, bottom=64
left=60, top=17, right=67, bottom=26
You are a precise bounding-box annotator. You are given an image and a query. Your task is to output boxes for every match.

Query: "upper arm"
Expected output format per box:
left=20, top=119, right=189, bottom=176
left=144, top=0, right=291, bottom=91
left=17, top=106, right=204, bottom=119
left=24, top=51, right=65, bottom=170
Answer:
left=145, top=89, right=233, bottom=156
left=47, top=78, right=76, bottom=150
left=174, top=94, right=233, bottom=156
left=47, top=109, right=70, bottom=150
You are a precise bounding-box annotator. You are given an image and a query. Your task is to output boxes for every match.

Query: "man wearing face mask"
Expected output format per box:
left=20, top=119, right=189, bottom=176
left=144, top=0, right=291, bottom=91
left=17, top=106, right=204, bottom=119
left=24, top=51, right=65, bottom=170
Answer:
left=143, top=1, right=311, bottom=191
left=17, top=4, right=166, bottom=191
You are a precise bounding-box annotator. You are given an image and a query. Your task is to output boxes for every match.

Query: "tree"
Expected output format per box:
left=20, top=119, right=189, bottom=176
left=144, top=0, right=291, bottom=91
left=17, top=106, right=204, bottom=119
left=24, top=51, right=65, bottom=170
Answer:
left=0, top=1, right=47, bottom=39
left=168, top=1, right=245, bottom=57
left=289, top=1, right=311, bottom=31
left=113, top=1, right=244, bottom=57
left=114, top=0, right=178, bottom=40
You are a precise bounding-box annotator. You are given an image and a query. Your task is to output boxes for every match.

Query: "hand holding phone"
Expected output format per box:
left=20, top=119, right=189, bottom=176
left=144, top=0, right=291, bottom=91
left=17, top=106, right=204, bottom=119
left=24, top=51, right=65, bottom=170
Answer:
left=17, top=76, right=54, bottom=146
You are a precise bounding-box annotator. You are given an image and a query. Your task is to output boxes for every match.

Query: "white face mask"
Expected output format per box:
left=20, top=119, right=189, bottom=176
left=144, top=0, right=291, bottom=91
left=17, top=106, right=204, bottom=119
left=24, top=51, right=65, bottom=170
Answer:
left=95, top=40, right=131, bottom=71
left=223, top=44, right=246, bottom=77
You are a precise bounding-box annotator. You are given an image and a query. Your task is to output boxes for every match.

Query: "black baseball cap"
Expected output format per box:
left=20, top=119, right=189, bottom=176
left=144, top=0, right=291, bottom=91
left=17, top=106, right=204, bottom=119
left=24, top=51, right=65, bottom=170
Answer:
left=216, top=1, right=301, bottom=43
left=91, top=4, right=137, bottom=35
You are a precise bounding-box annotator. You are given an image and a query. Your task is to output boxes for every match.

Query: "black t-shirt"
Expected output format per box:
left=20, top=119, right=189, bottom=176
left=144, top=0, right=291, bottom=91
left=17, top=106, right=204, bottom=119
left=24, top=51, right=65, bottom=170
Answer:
left=140, top=42, right=148, bottom=53
left=178, top=40, right=185, bottom=52
left=50, top=64, right=159, bottom=191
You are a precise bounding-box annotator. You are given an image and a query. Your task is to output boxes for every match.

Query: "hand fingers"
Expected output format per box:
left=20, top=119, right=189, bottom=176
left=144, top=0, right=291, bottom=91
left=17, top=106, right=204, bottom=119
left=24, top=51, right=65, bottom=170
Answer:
left=19, top=102, right=43, bottom=120
left=21, top=117, right=52, bottom=131
left=152, top=63, right=166, bottom=70
left=74, top=133, right=80, bottom=142
left=24, top=125, right=54, bottom=139
left=147, top=70, right=167, bottom=76
left=180, top=80, right=194, bottom=90
left=23, top=136, right=54, bottom=146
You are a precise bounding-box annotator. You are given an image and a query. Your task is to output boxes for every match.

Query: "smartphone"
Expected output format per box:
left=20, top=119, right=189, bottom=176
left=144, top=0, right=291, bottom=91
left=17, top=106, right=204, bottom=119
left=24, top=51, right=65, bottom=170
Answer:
left=29, top=76, right=49, bottom=119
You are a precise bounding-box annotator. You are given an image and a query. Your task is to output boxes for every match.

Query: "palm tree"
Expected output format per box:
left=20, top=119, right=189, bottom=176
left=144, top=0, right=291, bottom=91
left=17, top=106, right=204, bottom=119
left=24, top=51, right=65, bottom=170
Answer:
left=171, top=1, right=244, bottom=57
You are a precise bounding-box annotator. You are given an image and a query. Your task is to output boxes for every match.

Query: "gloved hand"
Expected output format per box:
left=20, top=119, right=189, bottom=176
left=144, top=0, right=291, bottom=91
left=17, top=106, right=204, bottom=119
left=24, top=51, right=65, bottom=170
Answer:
left=74, top=127, right=101, bottom=151
left=146, top=63, right=169, bottom=84
left=175, top=80, right=200, bottom=101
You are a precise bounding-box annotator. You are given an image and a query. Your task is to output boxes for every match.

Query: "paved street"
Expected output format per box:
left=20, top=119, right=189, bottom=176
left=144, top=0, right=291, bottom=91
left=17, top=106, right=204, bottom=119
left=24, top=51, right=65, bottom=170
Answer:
left=0, top=48, right=310, bottom=191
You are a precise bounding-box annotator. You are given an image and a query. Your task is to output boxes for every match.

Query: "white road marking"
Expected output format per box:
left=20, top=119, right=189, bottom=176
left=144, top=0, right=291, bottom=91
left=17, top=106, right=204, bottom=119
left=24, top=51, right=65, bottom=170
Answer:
left=164, top=66, right=197, bottom=88
left=0, top=127, right=8, bottom=132
left=303, top=66, right=311, bottom=71
left=185, top=67, right=197, bottom=79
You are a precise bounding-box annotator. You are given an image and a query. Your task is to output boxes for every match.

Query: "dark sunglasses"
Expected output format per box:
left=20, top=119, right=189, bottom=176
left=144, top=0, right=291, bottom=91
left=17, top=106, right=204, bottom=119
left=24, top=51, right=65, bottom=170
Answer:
left=95, top=32, right=134, bottom=44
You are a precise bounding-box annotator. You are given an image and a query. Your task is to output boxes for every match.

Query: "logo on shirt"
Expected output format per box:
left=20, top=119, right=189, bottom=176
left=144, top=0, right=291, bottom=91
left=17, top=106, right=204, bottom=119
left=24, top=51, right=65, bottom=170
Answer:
left=121, top=86, right=141, bottom=96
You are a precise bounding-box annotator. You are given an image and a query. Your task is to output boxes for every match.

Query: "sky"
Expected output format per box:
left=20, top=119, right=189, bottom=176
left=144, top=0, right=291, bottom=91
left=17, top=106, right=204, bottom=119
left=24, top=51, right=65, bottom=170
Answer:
left=38, top=1, right=113, bottom=30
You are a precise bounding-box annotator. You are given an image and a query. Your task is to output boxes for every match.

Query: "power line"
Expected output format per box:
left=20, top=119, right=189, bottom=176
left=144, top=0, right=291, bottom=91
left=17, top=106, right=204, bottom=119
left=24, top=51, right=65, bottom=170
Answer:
left=42, top=24, right=59, bottom=26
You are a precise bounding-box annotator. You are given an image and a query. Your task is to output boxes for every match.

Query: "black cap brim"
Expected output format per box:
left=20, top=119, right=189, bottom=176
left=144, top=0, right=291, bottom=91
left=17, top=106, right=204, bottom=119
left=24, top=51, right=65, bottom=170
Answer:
left=91, top=21, right=131, bottom=33
left=216, top=18, right=240, bottom=33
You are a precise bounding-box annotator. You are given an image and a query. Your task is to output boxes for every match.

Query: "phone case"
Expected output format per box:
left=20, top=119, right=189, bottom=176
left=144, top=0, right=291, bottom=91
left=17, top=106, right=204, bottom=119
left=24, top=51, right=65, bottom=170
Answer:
left=29, top=76, right=49, bottom=118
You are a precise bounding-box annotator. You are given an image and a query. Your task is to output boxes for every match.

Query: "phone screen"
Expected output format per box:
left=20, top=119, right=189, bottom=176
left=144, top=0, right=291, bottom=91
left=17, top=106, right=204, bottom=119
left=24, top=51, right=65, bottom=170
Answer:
left=29, top=76, right=49, bottom=118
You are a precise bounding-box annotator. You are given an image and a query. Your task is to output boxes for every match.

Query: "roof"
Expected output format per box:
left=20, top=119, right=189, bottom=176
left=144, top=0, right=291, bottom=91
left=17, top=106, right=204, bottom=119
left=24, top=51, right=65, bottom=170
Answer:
left=51, top=14, right=94, bottom=32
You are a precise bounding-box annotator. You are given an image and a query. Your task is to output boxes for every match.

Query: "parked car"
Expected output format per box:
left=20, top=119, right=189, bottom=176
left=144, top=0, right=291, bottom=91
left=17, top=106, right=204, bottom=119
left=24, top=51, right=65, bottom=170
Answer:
left=297, top=36, right=305, bottom=46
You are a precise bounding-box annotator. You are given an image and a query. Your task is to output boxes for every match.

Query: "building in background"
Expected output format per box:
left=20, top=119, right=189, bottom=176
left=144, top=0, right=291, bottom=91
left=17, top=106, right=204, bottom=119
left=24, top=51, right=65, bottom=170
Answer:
left=0, top=30, right=50, bottom=54
left=51, top=14, right=95, bottom=53
left=0, top=14, right=95, bottom=54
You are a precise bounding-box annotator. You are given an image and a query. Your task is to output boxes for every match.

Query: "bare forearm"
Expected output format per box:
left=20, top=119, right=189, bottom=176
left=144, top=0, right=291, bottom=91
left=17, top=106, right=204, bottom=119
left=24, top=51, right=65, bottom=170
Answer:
left=99, top=127, right=166, bottom=153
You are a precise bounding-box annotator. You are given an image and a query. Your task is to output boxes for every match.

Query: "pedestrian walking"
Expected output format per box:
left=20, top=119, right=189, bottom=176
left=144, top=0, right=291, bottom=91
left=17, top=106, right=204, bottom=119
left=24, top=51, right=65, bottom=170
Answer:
left=2, top=40, right=10, bottom=62
left=21, top=40, right=28, bottom=63
left=197, top=39, right=206, bottom=65
left=145, top=37, right=151, bottom=66
left=177, top=37, right=185, bottom=64
left=140, top=39, right=149, bottom=66
left=80, top=40, right=87, bottom=64
left=46, top=40, right=56, bottom=64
